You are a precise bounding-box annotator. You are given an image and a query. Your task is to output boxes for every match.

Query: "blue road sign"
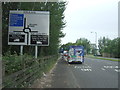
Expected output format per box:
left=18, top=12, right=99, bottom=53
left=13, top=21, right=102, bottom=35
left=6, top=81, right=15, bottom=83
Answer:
left=10, top=14, right=24, bottom=27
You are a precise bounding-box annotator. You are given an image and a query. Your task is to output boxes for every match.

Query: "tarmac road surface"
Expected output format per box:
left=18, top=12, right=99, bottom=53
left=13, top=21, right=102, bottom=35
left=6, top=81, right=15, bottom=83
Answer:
left=50, top=57, right=119, bottom=88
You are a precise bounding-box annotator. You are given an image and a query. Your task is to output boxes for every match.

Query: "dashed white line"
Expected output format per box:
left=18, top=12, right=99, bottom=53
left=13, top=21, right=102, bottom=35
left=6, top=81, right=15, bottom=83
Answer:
left=103, top=65, right=118, bottom=69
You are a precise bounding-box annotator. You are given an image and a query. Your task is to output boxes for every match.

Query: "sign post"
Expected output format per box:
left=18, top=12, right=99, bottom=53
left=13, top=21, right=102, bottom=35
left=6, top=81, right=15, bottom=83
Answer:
left=35, top=46, right=38, bottom=59
left=8, top=10, right=50, bottom=58
left=20, top=45, right=23, bottom=55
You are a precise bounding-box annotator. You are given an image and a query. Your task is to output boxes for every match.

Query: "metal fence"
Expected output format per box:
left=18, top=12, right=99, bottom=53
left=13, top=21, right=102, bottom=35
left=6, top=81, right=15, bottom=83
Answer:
left=2, top=55, right=58, bottom=88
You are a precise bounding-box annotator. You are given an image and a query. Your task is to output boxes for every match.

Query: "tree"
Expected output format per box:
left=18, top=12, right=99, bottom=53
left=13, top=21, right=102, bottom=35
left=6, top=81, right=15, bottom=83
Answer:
left=60, top=42, right=74, bottom=51
left=98, top=37, right=111, bottom=54
left=41, top=2, right=67, bottom=56
left=2, top=2, right=20, bottom=54
left=98, top=37, right=120, bottom=58
left=76, top=38, right=91, bottom=54
left=110, top=38, right=119, bottom=57
left=60, top=38, right=91, bottom=55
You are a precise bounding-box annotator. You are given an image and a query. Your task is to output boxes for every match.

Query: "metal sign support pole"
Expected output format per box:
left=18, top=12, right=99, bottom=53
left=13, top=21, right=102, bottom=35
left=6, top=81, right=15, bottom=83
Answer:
left=20, top=45, right=23, bottom=55
left=35, top=46, right=38, bottom=59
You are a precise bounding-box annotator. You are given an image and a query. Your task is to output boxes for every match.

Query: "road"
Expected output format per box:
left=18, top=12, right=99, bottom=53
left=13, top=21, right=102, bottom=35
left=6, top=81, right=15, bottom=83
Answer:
left=50, top=56, right=119, bottom=88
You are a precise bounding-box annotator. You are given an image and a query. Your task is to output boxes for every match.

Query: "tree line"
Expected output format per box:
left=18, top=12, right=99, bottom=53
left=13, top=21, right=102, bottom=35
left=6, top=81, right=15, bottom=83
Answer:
left=2, top=2, right=67, bottom=56
left=60, top=37, right=120, bottom=58
left=98, top=37, right=120, bottom=58
left=60, top=38, right=91, bottom=55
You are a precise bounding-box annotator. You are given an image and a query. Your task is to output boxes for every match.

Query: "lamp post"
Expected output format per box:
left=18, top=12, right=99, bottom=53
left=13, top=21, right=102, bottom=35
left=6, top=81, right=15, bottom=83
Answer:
left=45, top=0, right=48, bottom=5
left=91, top=32, right=97, bottom=49
left=91, top=32, right=98, bottom=55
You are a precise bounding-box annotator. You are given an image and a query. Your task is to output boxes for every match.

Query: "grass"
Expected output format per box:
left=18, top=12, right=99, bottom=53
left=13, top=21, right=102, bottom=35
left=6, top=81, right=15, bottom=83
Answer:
left=86, top=55, right=120, bottom=62
left=43, top=56, right=58, bottom=74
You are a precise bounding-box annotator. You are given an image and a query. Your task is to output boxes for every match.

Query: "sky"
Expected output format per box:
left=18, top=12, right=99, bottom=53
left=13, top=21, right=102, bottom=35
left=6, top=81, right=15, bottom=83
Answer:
left=61, top=0, right=119, bottom=45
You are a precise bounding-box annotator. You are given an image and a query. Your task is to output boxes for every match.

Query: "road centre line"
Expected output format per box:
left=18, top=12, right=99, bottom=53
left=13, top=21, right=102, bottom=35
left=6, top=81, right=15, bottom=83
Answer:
left=104, top=66, right=118, bottom=69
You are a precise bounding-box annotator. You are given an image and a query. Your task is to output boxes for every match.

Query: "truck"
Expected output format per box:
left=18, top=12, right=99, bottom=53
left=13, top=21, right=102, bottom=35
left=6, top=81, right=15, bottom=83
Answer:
left=67, top=46, right=84, bottom=64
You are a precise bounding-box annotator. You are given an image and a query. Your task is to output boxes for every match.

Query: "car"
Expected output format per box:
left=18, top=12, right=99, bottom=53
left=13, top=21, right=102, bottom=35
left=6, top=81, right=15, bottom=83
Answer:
left=63, top=51, right=68, bottom=61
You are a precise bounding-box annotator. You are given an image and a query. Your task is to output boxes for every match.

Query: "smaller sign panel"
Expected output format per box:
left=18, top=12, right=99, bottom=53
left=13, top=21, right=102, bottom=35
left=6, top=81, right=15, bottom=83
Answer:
left=10, top=14, right=24, bottom=27
left=9, top=34, right=25, bottom=42
left=30, top=35, right=48, bottom=45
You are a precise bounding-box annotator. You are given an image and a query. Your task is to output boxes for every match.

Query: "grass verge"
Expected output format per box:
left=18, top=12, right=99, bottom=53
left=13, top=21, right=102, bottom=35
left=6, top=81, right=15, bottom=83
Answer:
left=86, top=55, right=120, bottom=62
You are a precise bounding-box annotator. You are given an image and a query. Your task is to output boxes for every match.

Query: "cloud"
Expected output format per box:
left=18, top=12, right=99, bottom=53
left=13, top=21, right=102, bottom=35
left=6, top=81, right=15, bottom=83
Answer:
left=61, top=0, right=119, bottom=44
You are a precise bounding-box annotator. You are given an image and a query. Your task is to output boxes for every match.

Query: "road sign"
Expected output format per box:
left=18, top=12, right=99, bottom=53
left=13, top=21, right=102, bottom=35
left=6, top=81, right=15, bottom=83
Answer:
left=8, top=10, right=50, bottom=46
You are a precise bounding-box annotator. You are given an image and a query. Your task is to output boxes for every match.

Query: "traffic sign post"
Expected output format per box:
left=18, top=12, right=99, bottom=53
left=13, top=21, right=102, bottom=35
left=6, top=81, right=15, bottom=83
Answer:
left=8, top=10, right=50, bottom=58
left=20, top=45, right=23, bottom=55
left=35, top=46, right=38, bottom=59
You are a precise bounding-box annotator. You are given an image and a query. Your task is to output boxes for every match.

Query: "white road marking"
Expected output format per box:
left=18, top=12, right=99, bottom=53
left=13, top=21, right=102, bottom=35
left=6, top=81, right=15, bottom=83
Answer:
left=104, top=65, right=118, bottom=69
left=89, top=69, right=92, bottom=71
left=74, top=66, right=80, bottom=68
left=114, top=66, right=118, bottom=68
left=103, top=65, right=119, bottom=72
left=74, top=66, right=77, bottom=68
left=101, top=68, right=105, bottom=70
left=104, top=66, right=112, bottom=68
left=74, top=66, right=91, bottom=69
left=81, top=69, right=92, bottom=72
left=74, top=65, right=92, bottom=72
left=114, top=69, right=120, bottom=72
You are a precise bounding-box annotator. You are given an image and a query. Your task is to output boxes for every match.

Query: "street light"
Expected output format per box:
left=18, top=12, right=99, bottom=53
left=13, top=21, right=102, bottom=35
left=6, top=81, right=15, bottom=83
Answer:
left=91, top=32, right=97, bottom=49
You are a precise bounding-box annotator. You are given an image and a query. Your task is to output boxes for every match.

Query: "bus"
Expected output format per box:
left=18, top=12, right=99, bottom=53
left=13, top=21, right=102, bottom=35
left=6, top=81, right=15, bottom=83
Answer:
left=67, top=46, right=84, bottom=64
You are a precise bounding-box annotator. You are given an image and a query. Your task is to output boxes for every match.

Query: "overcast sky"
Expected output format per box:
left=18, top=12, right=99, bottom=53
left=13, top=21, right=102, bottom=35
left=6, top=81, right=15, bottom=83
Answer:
left=61, top=0, right=119, bottom=45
